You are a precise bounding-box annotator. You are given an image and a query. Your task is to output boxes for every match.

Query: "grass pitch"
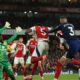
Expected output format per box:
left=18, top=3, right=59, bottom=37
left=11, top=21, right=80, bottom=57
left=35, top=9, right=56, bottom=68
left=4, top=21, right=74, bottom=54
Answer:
left=16, top=74, right=79, bottom=80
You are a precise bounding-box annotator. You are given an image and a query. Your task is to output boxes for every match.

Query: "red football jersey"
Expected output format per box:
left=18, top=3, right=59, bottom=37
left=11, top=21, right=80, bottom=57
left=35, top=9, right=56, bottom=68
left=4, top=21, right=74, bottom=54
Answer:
left=15, top=42, right=25, bottom=57
left=27, top=39, right=37, bottom=56
left=35, top=26, right=49, bottom=39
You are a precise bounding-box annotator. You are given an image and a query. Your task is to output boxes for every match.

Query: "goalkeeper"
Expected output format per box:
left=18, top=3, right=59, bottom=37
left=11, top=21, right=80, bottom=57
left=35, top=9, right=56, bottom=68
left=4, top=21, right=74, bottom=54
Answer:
left=0, top=22, right=22, bottom=80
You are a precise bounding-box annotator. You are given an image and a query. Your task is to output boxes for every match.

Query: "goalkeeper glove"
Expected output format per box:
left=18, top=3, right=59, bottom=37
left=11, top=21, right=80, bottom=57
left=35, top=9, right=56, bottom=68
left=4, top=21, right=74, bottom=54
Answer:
left=16, top=26, right=22, bottom=33
left=4, top=21, right=11, bottom=28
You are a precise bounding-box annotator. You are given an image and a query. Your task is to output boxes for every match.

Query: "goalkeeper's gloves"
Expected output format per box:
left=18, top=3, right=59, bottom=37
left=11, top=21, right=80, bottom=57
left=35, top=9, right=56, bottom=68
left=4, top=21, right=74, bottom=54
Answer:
left=4, top=21, right=11, bottom=28
left=16, top=26, right=22, bottom=33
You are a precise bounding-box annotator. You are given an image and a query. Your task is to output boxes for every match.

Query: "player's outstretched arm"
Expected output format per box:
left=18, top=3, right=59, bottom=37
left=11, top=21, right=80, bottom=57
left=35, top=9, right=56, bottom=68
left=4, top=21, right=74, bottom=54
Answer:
left=6, top=26, right=22, bottom=44
left=25, top=26, right=36, bottom=35
left=25, top=28, right=32, bottom=33
left=0, top=21, right=11, bottom=34
left=44, top=26, right=59, bottom=33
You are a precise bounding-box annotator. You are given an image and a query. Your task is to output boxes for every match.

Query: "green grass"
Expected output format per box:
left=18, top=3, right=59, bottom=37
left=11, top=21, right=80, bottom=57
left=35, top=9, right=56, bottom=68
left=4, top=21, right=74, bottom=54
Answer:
left=16, top=74, right=79, bottom=80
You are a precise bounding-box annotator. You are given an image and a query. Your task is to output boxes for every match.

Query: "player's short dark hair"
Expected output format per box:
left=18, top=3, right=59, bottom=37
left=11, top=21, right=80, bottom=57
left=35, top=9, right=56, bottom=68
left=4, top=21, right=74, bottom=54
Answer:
left=60, top=16, right=67, bottom=19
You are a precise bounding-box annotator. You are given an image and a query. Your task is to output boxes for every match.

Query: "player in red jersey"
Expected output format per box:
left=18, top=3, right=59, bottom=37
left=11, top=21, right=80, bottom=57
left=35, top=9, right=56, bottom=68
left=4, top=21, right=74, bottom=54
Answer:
left=25, top=35, right=43, bottom=80
left=25, top=25, right=51, bottom=62
left=21, top=25, right=51, bottom=80
left=26, top=35, right=46, bottom=80
left=26, top=35, right=38, bottom=65
left=25, top=35, right=38, bottom=80
left=11, top=37, right=26, bottom=79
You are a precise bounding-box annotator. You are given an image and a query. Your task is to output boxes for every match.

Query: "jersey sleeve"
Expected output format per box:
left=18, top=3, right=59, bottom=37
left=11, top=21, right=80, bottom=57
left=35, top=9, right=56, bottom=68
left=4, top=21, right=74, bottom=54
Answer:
left=10, top=42, right=17, bottom=53
left=23, top=44, right=26, bottom=55
left=0, top=27, right=6, bottom=34
left=48, top=27, right=52, bottom=31
left=26, top=40, right=30, bottom=47
left=30, top=26, right=35, bottom=32
left=11, top=42, right=17, bottom=50
left=47, top=25, right=60, bottom=33
left=5, top=33, right=18, bottom=44
left=28, top=26, right=35, bottom=35
left=59, top=37, right=65, bottom=44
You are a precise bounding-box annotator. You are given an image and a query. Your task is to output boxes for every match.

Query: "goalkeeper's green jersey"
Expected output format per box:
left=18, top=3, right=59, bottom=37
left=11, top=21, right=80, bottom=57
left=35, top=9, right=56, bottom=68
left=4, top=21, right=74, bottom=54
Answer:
left=0, top=42, right=8, bottom=61
left=0, top=27, right=18, bottom=62
left=0, top=33, right=18, bottom=62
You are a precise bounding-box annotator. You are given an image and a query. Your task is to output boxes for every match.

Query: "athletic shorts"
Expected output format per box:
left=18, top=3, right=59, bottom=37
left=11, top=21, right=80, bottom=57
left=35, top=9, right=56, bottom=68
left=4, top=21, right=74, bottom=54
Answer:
left=66, top=39, right=80, bottom=59
left=32, top=40, right=49, bottom=57
left=26, top=56, right=31, bottom=64
left=14, top=57, right=24, bottom=64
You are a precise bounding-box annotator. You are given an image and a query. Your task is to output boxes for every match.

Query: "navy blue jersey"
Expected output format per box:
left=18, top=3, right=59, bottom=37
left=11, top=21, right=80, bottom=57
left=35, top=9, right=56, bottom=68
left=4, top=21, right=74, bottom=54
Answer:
left=47, top=23, right=80, bottom=59
left=49, top=23, right=76, bottom=40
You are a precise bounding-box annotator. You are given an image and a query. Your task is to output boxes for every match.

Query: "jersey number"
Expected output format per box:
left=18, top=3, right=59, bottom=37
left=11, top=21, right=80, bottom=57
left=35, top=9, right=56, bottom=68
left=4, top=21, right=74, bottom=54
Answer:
left=68, top=27, right=74, bottom=36
left=41, top=29, right=46, bottom=35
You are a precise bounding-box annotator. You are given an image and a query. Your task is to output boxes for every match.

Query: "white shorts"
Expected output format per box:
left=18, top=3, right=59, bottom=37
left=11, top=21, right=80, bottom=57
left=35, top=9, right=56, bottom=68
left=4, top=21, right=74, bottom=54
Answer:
left=32, top=40, right=49, bottom=57
left=14, top=57, right=24, bottom=64
left=26, top=56, right=31, bottom=64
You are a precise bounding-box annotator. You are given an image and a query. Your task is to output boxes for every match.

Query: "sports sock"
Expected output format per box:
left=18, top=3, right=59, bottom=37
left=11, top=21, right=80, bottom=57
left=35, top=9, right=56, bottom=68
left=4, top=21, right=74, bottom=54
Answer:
left=40, top=70, right=43, bottom=77
left=54, top=62, right=62, bottom=79
left=71, top=59, right=80, bottom=65
left=22, top=67, right=27, bottom=76
left=32, top=62, right=38, bottom=75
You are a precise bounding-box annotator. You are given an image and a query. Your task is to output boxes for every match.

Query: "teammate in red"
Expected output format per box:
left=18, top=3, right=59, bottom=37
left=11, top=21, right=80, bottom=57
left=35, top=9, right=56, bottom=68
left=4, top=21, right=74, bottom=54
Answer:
left=26, top=36, right=38, bottom=57
left=25, top=35, right=38, bottom=80
left=25, top=26, right=51, bottom=62
left=22, top=25, right=51, bottom=80
left=11, top=37, right=26, bottom=79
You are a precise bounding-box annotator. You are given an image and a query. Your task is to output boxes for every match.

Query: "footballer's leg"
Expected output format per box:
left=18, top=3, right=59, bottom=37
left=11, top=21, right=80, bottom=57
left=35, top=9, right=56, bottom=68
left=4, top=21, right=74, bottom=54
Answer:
left=3, top=62, right=16, bottom=80
left=54, top=46, right=77, bottom=80
left=70, top=58, right=80, bottom=65
left=54, top=56, right=70, bottom=80
left=20, top=57, right=27, bottom=80
left=13, top=57, right=19, bottom=77
left=24, top=56, right=32, bottom=80
left=38, top=61, right=44, bottom=80
left=3, top=72, right=9, bottom=80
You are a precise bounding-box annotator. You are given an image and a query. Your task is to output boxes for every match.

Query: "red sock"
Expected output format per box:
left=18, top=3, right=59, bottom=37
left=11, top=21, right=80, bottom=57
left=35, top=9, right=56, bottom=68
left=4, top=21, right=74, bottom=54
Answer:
left=22, top=67, right=27, bottom=76
left=32, top=62, right=38, bottom=75
left=28, top=79, right=32, bottom=80
left=54, top=62, right=62, bottom=79
left=13, top=68, right=17, bottom=74
left=5, top=76, right=8, bottom=80
left=71, top=59, right=80, bottom=65
left=40, top=70, right=43, bottom=77
left=28, top=77, right=32, bottom=80
left=3, top=72, right=8, bottom=80
left=31, top=56, right=43, bottom=63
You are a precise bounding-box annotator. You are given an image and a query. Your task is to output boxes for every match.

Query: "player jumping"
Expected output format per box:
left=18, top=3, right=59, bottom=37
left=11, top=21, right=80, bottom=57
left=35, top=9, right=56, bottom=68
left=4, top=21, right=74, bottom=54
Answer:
left=44, top=16, right=80, bottom=80
left=23, top=25, right=51, bottom=80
